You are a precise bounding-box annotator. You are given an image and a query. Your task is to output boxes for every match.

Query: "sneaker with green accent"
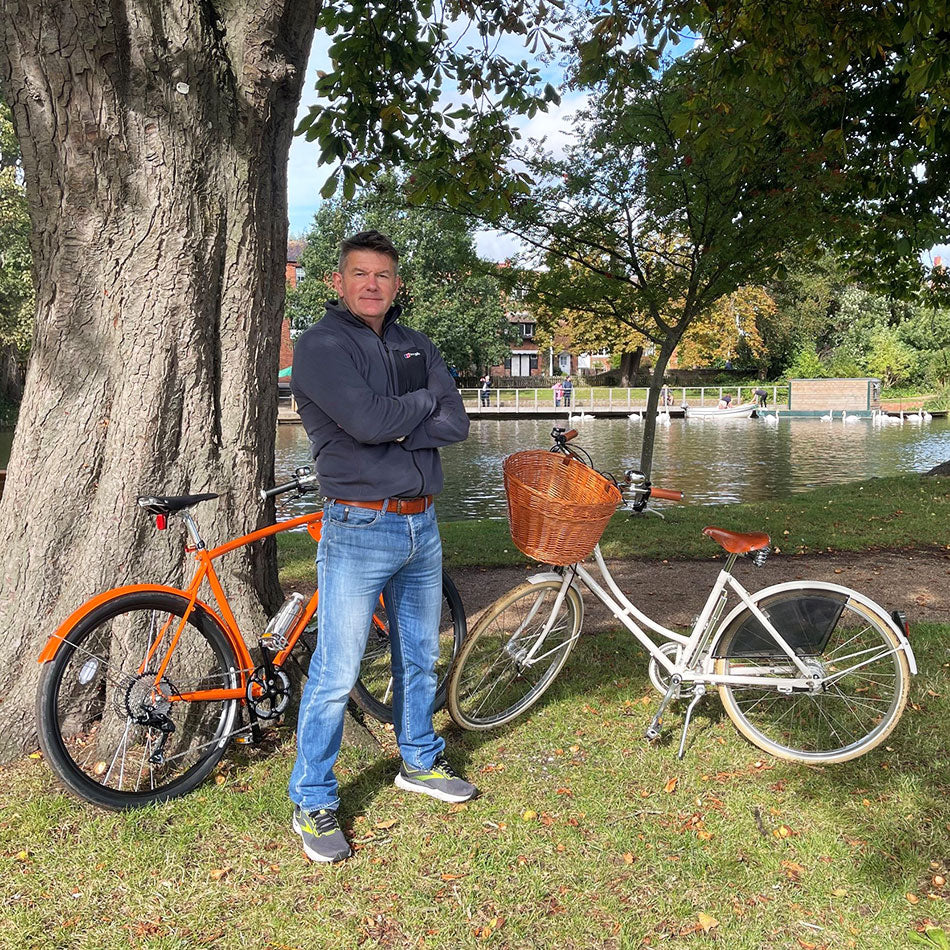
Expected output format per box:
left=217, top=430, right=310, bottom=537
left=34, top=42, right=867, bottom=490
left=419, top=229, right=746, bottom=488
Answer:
left=394, top=753, right=478, bottom=803
left=292, top=806, right=351, bottom=863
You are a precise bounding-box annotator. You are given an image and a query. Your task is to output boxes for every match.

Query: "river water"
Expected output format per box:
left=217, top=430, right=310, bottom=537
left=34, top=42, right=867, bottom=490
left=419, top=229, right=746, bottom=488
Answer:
left=274, top=415, right=950, bottom=522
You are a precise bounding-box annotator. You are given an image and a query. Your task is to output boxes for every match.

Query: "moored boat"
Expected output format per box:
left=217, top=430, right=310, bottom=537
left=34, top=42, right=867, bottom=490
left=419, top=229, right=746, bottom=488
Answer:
left=684, top=402, right=758, bottom=419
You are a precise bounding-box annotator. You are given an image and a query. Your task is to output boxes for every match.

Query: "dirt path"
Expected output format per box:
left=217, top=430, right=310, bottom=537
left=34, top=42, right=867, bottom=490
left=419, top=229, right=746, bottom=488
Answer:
left=449, top=547, right=950, bottom=633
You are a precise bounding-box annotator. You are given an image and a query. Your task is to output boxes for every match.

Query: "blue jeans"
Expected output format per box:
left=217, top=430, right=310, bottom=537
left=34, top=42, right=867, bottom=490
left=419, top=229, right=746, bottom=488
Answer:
left=288, top=500, right=445, bottom=812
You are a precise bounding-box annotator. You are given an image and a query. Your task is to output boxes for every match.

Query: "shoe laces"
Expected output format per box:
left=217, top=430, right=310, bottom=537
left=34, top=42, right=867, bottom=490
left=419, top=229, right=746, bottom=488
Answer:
left=433, top=755, right=459, bottom=779
left=307, top=808, right=341, bottom=834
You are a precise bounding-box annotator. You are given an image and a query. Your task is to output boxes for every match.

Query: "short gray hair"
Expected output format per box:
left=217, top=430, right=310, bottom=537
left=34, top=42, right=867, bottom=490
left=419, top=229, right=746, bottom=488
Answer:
left=338, top=230, right=399, bottom=274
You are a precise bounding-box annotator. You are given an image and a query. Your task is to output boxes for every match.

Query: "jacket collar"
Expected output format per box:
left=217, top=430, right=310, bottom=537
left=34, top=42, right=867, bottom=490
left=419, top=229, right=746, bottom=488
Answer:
left=324, top=299, right=402, bottom=332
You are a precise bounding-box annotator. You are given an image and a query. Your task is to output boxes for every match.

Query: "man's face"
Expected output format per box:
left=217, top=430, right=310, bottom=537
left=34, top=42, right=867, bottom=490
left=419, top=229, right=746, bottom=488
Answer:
left=333, top=249, right=401, bottom=325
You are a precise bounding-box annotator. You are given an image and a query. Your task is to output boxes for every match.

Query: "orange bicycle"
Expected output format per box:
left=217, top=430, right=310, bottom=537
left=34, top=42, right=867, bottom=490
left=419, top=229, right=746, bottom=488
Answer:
left=35, top=468, right=465, bottom=809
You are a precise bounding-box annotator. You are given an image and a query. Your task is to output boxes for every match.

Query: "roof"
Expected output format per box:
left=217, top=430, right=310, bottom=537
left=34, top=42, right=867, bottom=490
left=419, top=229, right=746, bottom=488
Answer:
left=287, top=239, right=308, bottom=264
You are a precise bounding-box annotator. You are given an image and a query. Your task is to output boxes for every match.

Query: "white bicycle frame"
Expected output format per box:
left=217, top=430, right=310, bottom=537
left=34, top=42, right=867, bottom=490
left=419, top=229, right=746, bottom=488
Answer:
left=520, top=543, right=917, bottom=691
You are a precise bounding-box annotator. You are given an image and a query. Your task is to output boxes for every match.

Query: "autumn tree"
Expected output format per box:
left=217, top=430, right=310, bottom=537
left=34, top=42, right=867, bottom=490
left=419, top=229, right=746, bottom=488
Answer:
left=494, top=59, right=824, bottom=476
left=0, top=0, right=559, bottom=760
left=675, top=286, right=772, bottom=374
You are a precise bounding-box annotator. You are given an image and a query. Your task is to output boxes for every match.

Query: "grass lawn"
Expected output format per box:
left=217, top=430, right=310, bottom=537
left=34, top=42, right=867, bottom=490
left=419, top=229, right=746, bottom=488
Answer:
left=279, top=473, right=950, bottom=581
left=2, top=474, right=949, bottom=949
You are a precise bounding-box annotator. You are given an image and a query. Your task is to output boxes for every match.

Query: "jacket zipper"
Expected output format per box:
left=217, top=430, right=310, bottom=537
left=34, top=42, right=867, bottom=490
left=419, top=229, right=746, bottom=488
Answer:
left=382, top=327, right=426, bottom=496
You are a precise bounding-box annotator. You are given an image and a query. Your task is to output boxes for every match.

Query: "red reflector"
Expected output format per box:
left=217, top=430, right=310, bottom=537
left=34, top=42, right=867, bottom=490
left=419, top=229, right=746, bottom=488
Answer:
left=156, top=514, right=167, bottom=530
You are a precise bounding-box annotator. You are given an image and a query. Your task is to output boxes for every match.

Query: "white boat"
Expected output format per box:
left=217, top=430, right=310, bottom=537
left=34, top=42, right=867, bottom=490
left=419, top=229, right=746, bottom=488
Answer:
left=684, top=402, right=759, bottom=419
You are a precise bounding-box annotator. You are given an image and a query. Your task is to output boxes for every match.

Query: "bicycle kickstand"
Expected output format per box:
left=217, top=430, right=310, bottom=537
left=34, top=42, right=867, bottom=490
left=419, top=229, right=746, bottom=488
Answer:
left=645, top=676, right=681, bottom=742
left=676, top=684, right=706, bottom=760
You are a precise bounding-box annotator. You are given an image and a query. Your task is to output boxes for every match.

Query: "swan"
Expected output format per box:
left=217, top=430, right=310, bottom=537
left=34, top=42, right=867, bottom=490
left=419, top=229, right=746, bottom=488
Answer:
left=656, top=408, right=672, bottom=426
left=820, top=410, right=833, bottom=422
left=762, top=412, right=778, bottom=424
left=843, top=411, right=861, bottom=423
left=627, top=411, right=643, bottom=421
left=922, top=409, right=933, bottom=421
left=907, top=409, right=923, bottom=424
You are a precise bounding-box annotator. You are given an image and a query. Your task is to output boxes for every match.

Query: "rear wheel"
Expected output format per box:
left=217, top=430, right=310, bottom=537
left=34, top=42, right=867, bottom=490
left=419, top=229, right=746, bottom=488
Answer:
left=715, top=589, right=910, bottom=764
left=350, top=571, right=466, bottom=723
left=447, top=579, right=583, bottom=730
left=36, top=591, right=240, bottom=809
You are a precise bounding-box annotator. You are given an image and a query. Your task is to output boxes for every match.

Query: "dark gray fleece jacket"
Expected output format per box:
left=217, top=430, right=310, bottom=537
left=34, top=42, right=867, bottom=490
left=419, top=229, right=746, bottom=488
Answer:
left=291, top=301, right=470, bottom=500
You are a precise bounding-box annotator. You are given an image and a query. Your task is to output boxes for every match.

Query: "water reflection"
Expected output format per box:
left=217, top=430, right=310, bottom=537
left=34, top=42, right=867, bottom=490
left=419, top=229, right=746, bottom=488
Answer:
left=275, top=416, right=950, bottom=522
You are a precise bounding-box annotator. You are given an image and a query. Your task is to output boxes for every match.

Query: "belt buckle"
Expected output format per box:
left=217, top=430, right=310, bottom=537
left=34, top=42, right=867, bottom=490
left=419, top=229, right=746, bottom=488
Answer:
left=393, top=498, right=408, bottom=515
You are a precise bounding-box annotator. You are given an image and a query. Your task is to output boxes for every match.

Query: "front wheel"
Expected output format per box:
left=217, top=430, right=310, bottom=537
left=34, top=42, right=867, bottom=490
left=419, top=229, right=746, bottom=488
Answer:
left=447, top=579, right=583, bottom=730
left=36, top=591, right=240, bottom=809
left=715, top=589, right=910, bottom=764
left=350, top=570, right=466, bottom=723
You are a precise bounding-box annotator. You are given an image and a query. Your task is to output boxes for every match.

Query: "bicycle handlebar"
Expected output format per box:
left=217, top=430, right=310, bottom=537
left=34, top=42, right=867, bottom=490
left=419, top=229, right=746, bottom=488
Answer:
left=649, top=486, right=684, bottom=502
left=260, top=467, right=319, bottom=502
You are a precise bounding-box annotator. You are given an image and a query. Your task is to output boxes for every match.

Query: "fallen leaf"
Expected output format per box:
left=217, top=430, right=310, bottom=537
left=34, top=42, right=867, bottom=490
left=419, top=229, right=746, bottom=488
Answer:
left=697, top=912, right=719, bottom=933
left=440, top=873, right=465, bottom=881
left=697, top=830, right=714, bottom=841
left=374, top=819, right=398, bottom=830
left=831, top=887, right=848, bottom=897
left=209, top=868, right=231, bottom=881
left=781, top=860, right=805, bottom=880
left=664, top=777, right=678, bottom=794
left=623, top=852, right=635, bottom=864
left=906, top=893, right=920, bottom=905
left=522, top=809, right=538, bottom=822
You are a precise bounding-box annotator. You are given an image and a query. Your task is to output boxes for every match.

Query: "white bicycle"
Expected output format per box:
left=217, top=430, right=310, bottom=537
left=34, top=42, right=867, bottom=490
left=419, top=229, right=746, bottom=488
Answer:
left=447, top=428, right=917, bottom=764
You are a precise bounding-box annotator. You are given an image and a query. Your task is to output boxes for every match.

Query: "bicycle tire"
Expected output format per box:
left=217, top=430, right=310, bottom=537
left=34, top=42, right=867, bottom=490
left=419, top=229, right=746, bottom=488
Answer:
left=36, top=590, right=240, bottom=809
left=349, top=571, right=466, bottom=724
left=715, top=588, right=910, bottom=764
left=447, top=579, right=583, bottom=730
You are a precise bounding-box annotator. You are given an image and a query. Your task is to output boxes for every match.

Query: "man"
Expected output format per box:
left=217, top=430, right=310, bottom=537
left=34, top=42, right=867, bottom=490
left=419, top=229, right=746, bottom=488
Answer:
left=289, top=230, right=476, bottom=863
left=479, top=374, right=491, bottom=407
left=562, top=375, right=573, bottom=407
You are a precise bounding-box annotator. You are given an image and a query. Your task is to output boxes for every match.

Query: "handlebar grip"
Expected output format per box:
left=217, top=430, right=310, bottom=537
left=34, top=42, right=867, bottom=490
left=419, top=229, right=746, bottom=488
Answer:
left=260, top=480, right=298, bottom=501
left=650, top=486, right=683, bottom=501
left=562, top=428, right=579, bottom=441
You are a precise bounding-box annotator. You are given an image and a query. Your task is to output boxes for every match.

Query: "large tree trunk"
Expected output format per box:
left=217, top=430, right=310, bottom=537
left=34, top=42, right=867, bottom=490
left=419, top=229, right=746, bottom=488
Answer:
left=638, top=332, right=685, bottom=479
left=617, top=347, right=643, bottom=387
left=0, top=1, right=319, bottom=760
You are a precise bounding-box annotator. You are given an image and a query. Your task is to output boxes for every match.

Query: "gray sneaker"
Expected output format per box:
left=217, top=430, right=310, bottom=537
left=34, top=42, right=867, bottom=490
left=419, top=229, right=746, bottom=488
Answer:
left=394, top=754, right=478, bottom=803
left=292, top=806, right=352, bottom=863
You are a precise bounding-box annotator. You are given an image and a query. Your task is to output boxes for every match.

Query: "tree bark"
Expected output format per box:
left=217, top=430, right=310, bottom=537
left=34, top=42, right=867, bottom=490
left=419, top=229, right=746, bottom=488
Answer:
left=638, top=330, right=685, bottom=479
left=617, top=347, right=643, bottom=387
left=0, top=0, right=319, bottom=760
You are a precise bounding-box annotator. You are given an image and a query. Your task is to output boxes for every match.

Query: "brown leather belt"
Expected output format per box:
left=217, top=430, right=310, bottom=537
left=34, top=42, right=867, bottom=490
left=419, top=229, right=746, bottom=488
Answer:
left=333, top=495, right=433, bottom=515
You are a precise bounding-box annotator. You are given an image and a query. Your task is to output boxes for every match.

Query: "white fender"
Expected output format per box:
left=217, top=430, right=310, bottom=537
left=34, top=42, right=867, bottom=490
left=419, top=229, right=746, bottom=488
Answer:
left=709, top=580, right=917, bottom=674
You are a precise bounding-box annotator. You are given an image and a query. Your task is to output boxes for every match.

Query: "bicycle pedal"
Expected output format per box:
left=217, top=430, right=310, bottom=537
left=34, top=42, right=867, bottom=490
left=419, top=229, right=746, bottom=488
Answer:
left=235, top=735, right=256, bottom=745
left=644, top=717, right=663, bottom=742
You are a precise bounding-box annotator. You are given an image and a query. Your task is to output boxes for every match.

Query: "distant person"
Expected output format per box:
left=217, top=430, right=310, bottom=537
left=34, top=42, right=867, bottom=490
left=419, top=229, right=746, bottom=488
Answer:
left=660, top=384, right=673, bottom=407
left=718, top=393, right=732, bottom=409
left=479, top=375, right=491, bottom=407
left=552, top=379, right=563, bottom=407
left=562, top=375, right=573, bottom=407
left=448, top=365, right=460, bottom=387
left=754, top=387, right=768, bottom=408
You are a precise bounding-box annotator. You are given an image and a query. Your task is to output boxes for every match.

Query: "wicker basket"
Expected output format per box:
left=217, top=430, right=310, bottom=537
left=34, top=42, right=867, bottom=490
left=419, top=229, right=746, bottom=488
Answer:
left=503, top=450, right=622, bottom=565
